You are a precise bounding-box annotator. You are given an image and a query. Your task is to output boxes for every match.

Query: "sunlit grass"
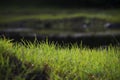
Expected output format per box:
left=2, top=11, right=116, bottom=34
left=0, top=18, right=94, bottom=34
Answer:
left=0, top=38, right=120, bottom=80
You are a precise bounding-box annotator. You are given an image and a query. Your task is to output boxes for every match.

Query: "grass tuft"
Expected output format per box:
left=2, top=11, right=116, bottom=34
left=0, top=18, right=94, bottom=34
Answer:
left=0, top=38, right=120, bottom=80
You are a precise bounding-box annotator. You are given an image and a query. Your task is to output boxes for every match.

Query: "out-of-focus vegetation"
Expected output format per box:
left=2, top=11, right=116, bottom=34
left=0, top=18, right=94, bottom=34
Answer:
left=0, top=7, right=120, bottom=33
left=0, top=0, right=120, bottom=33
left=0, top=7, right=120, bottom=23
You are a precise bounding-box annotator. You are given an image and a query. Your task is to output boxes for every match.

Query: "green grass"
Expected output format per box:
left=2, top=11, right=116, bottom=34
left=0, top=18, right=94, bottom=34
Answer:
left=0, top=7, right=120, bottom=23
left=0, top=38, right=120, bottom=80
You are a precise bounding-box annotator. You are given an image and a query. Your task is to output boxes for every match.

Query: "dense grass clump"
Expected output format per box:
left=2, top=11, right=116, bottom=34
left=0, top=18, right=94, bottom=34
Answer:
left=0, top=38, right=120, bottom=80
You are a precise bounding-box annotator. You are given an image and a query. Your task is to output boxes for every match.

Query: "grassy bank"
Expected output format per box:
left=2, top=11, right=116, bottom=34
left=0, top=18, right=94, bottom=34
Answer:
left=0, top=38, right=120, bottom=80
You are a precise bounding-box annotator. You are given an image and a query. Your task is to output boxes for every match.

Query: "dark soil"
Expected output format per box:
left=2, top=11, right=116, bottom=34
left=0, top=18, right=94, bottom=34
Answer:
left=1, top=52, right=50, bottom=80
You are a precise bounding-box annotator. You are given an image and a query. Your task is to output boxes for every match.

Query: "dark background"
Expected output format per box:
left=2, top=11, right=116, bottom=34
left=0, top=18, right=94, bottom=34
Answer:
left=0, top=0, right=120, bottom=8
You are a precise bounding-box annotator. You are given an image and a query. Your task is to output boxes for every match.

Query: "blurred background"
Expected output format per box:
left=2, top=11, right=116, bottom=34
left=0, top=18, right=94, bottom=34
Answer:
left=0, top=0, right=120, bottom=47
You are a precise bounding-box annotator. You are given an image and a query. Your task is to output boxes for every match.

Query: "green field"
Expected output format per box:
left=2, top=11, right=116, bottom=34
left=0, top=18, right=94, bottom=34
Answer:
left=0, top=38, right=120, bottom=80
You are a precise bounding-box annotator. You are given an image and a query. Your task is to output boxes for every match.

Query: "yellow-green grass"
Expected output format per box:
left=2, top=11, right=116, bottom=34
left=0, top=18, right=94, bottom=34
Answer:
left=0, top=8, right=120, bottom=23
left=0, top=38, right=120, bottom=80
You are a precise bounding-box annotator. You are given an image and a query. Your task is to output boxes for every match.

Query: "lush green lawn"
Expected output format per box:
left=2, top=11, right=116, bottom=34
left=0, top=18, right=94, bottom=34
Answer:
left=0, top=38, right=120, bottom=80
left=0, top=7, right=120, bottom=23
